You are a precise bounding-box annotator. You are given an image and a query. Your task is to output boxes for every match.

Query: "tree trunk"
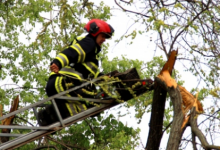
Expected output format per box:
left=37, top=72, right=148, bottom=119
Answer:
left=153, top=75, right=184, bottom=150
left=146, top=50, right=178, bottom=150
left=145, top=83, right=167, bottom=150
left=164, top=85, right=184, bottom=150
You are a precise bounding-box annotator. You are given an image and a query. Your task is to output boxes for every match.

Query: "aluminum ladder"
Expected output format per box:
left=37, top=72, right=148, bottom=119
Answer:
left=0, top=77, right=119, bottom=149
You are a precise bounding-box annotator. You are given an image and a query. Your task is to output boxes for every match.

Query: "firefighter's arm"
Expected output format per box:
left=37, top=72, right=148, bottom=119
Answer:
left=53, top=43, right=91, bottom=68
left=50, top=37, right=96, bottom=73
left=50, top=46, right=81, bottom=73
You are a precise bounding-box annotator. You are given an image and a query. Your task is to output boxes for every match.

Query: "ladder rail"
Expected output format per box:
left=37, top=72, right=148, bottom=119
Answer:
left=0, top=96, right=115, bottom=131
left=0, top=133, right=22, bottom=137
left=0, top=103, right=114, bottom=150
left=51, top=99, right=65, bottom=127
left=0, top=77, right=102, bottom=121
left=56, top=96, right=114, bottom=103
left=0, top=68, right=154, bottom=149
left=0, top=96, right=114, bottom=131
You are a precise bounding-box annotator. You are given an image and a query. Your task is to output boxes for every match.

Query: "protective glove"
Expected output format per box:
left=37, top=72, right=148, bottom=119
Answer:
left=50, top=63, right=59, bottom=74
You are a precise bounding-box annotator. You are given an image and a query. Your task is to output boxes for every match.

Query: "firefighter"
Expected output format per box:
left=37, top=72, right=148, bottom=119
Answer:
left=45, top=19, right=114, bottom=120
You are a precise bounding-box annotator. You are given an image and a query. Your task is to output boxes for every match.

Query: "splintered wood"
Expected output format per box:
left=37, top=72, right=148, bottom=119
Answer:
left=160, top=50, right=178, bottom=75
left=179, top=86, right=204, bottom=113
left=157, top=50, right=204, bottom=129
left=157, top=70, right=177, bottom=88
left=157, top=50, right=178, bottom=88
left=157, top=71, right=203, bottom=112
left=158, top=71, right=204, bottom=129
left=179, top=86, right=204, bottom=129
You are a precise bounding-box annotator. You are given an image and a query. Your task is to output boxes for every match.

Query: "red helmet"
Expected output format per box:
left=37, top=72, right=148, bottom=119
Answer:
left=84, top=19, right=114, bottom=39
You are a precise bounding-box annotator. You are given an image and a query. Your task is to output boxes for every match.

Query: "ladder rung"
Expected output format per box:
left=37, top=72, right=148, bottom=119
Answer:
left=56, top=96, right=114, bottom=103
left=0, top=125, right=51, bottom=130
left=0, top=133, right=23, bottom=137
left=0, top=77, right=102, bottom=122
left=0, top=104, right=110, bottom=149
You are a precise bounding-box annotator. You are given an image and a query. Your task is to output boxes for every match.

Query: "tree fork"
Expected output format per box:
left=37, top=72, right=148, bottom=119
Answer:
left=146, top=50, right=178, bottom=150
left=155, top=76, right=185, bottom=150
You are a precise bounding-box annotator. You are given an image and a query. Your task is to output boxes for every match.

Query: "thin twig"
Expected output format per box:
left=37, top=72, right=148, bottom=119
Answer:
left=114, top=0, right=150, bottom=18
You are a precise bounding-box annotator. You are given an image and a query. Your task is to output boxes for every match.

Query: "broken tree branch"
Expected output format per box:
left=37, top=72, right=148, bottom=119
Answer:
left=155, top=76, right=184, bottom=150
left=146, top=50, right=178, bottom=150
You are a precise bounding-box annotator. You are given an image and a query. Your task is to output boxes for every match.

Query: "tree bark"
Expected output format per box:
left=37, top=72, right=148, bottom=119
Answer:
left=164, top=84, right=184, bottom=150
left=145, top=83, right=167, bottom=150
left=146, top=50, right=178, bottom=150
left=190, top=107, right=220, bottom=150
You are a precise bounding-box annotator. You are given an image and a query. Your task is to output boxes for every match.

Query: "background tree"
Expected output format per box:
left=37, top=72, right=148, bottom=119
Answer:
left=0, top=0, right=144, bottom=149
left=114, top=0, right=220, bottom=149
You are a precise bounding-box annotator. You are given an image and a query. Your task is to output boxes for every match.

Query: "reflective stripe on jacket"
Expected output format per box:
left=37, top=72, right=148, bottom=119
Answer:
left=50, top=66, right=84, bottom=80
left=55, top=76, right=87, bottom=116
left=82, top=61, right=99, bottom=78
left=50, top=36, right=100, bottom=79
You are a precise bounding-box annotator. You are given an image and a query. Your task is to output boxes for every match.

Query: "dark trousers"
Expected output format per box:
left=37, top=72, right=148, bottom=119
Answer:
left=45, top=75, right=83, bottom=119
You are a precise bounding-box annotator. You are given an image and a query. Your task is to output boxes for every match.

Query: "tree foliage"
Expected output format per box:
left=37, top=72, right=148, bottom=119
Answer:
left=0, top=0, right=143, bottom=149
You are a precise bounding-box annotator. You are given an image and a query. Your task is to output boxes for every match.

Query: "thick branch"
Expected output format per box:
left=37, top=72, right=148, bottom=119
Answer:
left=145, top=82, right=167, bottom=150
left=155, top=77, right=185, bottom=150
left=146, top=50, right=177, bottom=150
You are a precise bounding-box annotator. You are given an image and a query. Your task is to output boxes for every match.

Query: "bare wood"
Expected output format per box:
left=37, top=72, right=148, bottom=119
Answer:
left=155, top=77, right=185, bottom=150
left=160, top=50, right=178, bottom=75
left=156, top=68, right=220, bottom=150
left=0, top=95, right=19, bottom=143
left=146, top=50, right=178, bottom=150
left=179, top=86, right=204, bottom=114
left=157, top=70, right=177, bottom=88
